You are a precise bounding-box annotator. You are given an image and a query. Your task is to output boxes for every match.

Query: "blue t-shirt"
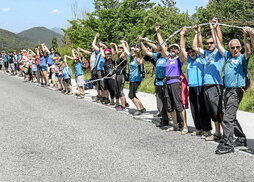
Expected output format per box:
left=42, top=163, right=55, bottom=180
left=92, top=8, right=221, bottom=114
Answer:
left=129, top=56, right=142, bottom=82
left=165, top=56, right=183, bottom=84
left=224, top=51, right=248, bottom=88
left=95, top=51, right=105, bottom=71
left=3, top=54, right=8, bottom=62
left=40, top=56, right=47, bottom=66
left=47, top=53, right=55, bottom=65
left=62, top=66, right=72, bottom=79
left=74, top=60, right=84, bottom=76
left=203, top=50, right=225, bottom=85
left=152, top=53, right=166, bottom=86
left=17, top=55, right=21, bottom=63
left=187, top=55, right=205, bottom=87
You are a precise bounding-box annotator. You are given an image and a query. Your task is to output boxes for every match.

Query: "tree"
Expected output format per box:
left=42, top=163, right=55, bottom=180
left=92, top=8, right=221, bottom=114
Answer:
left=93, top=0, right=120, bottom=10
left=51, top=37, right=58, bottom=48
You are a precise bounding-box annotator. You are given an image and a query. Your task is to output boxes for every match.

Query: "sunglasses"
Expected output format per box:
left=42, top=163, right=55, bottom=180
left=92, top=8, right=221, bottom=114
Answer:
left=188, top=50, right=195, bottom=54
left=206, top=42, right=214, bottom=45
left=118, top=46, right=123, bottom=49
left=230, top=46, right=241, bottom=50
left=170, top=47, right=179, bottom=50
left=105, top=53, right=111, bottom=56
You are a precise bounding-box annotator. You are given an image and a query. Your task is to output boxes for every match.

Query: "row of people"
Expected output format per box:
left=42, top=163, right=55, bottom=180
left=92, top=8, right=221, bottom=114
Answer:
left=2, top=18, right=254, bottom=154
left=72, top=18, right=254, bottom=154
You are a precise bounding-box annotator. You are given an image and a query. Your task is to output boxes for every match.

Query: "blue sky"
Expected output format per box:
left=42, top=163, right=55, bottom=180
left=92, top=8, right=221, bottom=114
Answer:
left=0, top=0, right=209, bottom=33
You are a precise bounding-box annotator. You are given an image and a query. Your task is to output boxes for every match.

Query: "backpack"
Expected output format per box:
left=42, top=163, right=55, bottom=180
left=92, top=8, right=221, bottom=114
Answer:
left=84, top=80, right=93, bottom=90
left=138, top=64, right=145, bottom=79
left=81, top=58, right=90, bottom=70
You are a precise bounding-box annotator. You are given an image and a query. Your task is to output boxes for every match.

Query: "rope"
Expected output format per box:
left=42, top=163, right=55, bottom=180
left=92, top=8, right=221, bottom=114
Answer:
left=85, top=58, right=127, bottom=84
left=161, top=22, right=248, bottom=46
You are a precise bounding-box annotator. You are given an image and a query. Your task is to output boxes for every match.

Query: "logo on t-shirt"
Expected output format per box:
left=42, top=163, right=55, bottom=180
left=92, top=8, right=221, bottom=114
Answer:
left=231, top=59, right=239, bottom=64
left=169, top=60, right=176, bottom=64
left=158, top=60, right=164, bottom=64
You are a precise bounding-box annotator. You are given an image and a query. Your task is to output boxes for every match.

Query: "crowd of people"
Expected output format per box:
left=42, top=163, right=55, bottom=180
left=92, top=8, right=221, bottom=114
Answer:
left=1, top=18, right=254, bottom=155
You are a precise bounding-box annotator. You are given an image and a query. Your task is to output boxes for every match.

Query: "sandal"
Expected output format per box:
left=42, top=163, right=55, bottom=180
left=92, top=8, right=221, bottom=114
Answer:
left=181, top=128, right=189, bottom=135
left=166, top=126, right=178, bottom=132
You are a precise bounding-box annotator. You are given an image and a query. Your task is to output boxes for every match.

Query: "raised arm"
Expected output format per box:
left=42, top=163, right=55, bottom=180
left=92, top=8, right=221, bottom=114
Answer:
left=146, top=41, right=158, bottom=52
left=72, top=49, right=76, bottom=59
left=42, top=43, right=50, bottom=54
left=212, top=18, right=223, bottom=45
left=77, top=47, right=92, bottom=55
left=92, top=33, right=100, bottom=52
left=211, top=23, right=225, bottom=56
left=140, top=40, right=153, bottom=57
left=109, top=43, right=116, bottom=60
left=155, top=23, right=169, bottom=58
left=243, top=27, right=251, bottom=59
left=122, top=40, right=130, bottom=55
left=65, top=55, right=74, bottom=60
left=249, top=28, right=254, bottom=49
left=192, top=25, right=204, bottom=57
left=28, top=49, right=35, bottom=56
left=180, top=27, right=188, bottom=61
left=135, top=48, right=143, bottom=65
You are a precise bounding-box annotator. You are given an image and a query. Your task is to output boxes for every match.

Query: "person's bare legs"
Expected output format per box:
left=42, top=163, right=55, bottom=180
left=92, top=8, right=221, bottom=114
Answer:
left=131, top=98, right=141, bottom=110
left=180, top=109, right=188, bottom=129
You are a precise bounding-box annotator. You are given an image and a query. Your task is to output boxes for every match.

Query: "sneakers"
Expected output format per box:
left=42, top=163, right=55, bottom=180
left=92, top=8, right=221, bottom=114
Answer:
left=234, top=138, right=247, bottom=147
left=201, top=131, right=211, bottom=139
left=77, top=95, right=84, bottom=99
left=191, top=130, right=202, bottom=136
left=141, top=108, right=146, bottom=113
left=116, top=105, right=125, bottom=111
left=133, top=110, right=142, bottom=116
left=102, top=98, right=110, bottom=105
left=153, top=112, right=161, bottom=118
left=215, top=143, right=234, bottom=155
left=181, top=127, right=189, bottom=135
left=156, top=120, right=169, bottom=127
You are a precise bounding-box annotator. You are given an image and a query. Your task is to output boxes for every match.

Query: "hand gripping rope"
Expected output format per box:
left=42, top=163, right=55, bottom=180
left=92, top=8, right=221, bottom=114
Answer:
left=161, top=22, right=247, bottom=46
left=85, top=58, right=127, bottom=84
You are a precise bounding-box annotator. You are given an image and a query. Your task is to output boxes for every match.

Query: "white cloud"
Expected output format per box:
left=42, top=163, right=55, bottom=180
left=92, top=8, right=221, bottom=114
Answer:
left=51, top=9, right=62, bottom=14
left=1, top=8, right=11, bottom=12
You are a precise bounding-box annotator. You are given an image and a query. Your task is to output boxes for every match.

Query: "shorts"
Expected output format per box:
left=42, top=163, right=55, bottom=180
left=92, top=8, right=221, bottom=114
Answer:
left=32, top=71, right=37, bottom=75
left=40, top=66, right=47, bottom=72
left=75, top=75, right=84, bottom=87
left=64, top=78, right=72, bottom=85
left=164, top=82, right=184, bottom=112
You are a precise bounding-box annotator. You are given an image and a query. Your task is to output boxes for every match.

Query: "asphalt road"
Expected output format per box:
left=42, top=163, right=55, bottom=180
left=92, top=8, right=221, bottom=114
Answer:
left=0, top=72, right=253, bottom=182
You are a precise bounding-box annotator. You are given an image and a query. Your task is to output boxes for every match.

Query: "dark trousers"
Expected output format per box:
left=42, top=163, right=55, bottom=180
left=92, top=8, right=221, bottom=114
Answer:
left=155, top=85, right=169, bottom=122
left=189, top=86, right=212, bottom=131
left=164, top=82, right=184, bottom=112
left=115, top=74, right=125, bottom=99
left=97, top=70, right=106, bottom=91
left=221, top=88, right=246, bottom=146
left=104, top=78, right=116, bottom=99
left=204, top=85, right=223, bottom=122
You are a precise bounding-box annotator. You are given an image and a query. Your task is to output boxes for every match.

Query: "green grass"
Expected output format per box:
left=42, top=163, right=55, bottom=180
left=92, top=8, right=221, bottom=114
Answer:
left=239, top=89, right=254, bottom=113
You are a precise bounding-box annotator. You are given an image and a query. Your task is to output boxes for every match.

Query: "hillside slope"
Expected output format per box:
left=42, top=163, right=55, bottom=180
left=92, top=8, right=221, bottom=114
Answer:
left=18, top=27, right=63, bottom=48
left=0, top=29, right=35, bottom=50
